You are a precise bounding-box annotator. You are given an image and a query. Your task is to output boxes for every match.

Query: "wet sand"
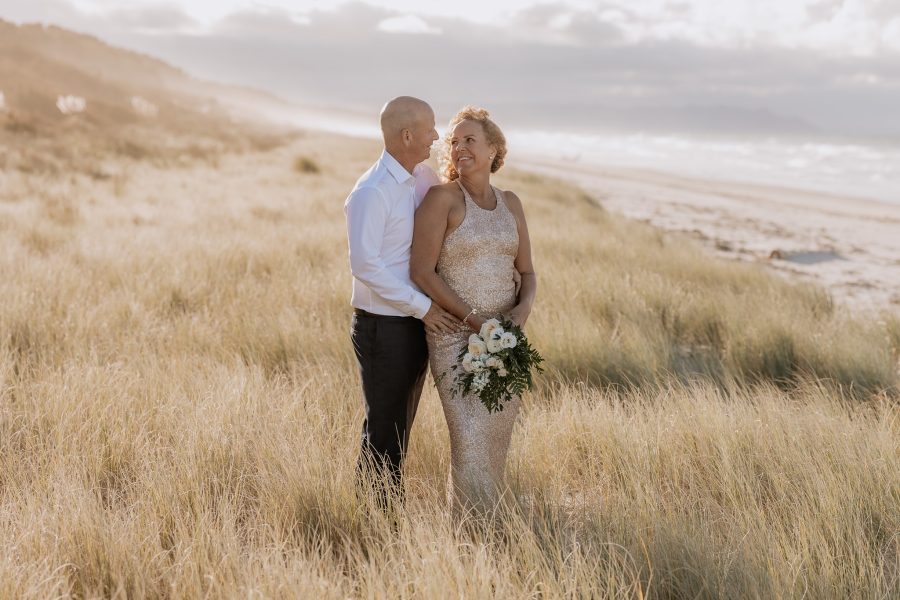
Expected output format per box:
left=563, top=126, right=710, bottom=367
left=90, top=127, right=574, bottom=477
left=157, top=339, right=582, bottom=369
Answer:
left=523, top=158, right=900, bottom=312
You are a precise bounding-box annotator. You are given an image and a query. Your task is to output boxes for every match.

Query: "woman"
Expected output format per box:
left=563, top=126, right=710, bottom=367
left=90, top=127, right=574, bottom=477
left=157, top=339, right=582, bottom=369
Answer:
left=410, top=106, right=536, bottom=512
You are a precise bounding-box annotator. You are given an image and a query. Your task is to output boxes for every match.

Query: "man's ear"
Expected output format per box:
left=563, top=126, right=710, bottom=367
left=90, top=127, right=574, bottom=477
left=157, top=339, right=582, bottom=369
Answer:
left=401, top=128, right=412, bottom=146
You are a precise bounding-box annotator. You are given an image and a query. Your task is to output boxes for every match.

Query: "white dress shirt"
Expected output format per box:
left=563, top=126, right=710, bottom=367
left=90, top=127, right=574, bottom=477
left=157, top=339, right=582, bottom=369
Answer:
left=345, top=150, right=441, bottom=319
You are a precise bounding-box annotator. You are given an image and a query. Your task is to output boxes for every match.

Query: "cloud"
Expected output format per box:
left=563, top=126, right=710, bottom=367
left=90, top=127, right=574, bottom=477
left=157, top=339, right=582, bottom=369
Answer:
left=377, top=15, right=442, bottom=35
left=0, top=0, right=89, bottom=29
left=213, top=7, right=309, bottom=38
left=502, top=0, right=900, bottom=56
left=298, top=1, right=394, bottom=37
left=805, top=0, right=845, bottom=22
left=104, top=4, right=198, bottom=34
left=508, top=2, right=624, bottom=45
left=2, top=0, right=899, bottom=137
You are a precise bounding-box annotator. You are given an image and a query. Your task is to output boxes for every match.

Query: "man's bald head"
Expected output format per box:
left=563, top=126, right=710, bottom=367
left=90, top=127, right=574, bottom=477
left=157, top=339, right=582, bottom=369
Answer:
left=380, top=96, right=433, bottom=141
left=378, top=96, right=438, bottom=170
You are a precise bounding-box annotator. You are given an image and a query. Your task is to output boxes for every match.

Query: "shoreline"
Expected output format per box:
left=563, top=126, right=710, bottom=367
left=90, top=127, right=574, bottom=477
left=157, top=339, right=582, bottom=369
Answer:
left=520, top=157, right=900, bottom=313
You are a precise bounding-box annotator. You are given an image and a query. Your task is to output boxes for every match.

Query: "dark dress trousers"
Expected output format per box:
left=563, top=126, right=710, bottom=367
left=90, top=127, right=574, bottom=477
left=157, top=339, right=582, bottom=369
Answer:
left=351, top=309, right=428, bottom=502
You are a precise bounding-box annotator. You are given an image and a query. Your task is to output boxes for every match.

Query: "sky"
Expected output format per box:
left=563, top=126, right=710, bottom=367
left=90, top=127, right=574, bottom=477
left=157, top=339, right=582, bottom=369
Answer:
left=3, top=0, right=900, bottom=139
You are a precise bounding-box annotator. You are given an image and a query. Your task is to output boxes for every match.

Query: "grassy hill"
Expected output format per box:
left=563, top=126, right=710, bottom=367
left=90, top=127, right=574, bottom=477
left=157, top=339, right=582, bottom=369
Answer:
left=0, top=19, right=297, bottom=177
left=0, top=21, right=898, bottom=599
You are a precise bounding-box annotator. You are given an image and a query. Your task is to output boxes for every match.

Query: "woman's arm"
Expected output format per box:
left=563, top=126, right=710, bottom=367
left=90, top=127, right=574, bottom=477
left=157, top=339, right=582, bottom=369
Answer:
left=411, top=187, right=486, bottom=332
left=504, top=190, right=536, bottom=327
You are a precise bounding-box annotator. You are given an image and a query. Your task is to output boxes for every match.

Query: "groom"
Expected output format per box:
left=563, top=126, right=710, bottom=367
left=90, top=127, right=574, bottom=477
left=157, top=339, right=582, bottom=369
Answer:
left=344, top=96, right=457, bottom=504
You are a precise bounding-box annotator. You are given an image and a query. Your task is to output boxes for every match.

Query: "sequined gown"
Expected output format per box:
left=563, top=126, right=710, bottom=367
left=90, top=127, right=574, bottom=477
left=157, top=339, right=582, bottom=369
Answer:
left=427, top=180, right=520, bottom=512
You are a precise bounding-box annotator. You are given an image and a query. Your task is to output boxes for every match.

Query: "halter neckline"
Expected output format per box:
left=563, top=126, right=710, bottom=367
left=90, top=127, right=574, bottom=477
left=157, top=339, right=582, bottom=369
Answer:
left=456, top=179, right=500, bottom=212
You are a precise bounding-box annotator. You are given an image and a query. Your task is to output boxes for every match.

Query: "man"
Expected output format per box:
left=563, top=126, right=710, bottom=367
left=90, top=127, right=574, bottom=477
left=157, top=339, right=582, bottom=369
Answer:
left=344, top=96, right=457, bottom=505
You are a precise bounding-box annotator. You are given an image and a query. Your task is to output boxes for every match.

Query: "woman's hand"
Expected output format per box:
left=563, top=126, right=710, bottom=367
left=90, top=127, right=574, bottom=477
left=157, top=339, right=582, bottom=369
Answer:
left=466, top=313, right=487, bottom=333
left=506, top=303, right=531, bottom=328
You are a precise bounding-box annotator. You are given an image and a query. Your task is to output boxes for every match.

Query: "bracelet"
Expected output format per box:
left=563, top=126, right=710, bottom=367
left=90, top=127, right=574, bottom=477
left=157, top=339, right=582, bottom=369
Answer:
left=462, top=308, right=477, bottom=324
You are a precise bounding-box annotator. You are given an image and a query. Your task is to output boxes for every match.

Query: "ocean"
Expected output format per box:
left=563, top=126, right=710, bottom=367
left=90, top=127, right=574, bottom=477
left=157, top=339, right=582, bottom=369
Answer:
left=506, top=130, right=900, bottom=206
left=286, top=108, right=900, bottom=207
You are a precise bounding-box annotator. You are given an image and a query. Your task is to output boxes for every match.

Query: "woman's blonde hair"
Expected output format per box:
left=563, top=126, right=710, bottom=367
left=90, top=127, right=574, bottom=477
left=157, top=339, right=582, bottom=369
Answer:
left=440, top=105, right=507, bottom=181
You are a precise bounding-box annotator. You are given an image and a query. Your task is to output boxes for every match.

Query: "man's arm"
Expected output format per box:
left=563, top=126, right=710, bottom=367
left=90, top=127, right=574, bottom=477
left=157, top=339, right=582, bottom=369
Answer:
left=414, top=163, right=442, bottom=203
left=345, top=187, right=432, bottom=319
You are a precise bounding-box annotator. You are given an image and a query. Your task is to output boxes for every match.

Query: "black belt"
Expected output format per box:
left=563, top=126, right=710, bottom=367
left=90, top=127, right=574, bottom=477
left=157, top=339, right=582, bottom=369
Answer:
left=353, top=308, right=416, bottom=320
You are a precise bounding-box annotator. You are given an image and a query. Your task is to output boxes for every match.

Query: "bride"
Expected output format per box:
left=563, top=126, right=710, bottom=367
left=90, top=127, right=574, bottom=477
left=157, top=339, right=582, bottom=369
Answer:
left=410, top=106, right=537, bottom=512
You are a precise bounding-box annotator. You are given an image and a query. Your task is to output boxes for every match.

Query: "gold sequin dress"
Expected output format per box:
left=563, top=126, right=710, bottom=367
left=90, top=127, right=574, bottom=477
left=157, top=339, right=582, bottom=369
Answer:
left=427, top=180, right=521, bottom=512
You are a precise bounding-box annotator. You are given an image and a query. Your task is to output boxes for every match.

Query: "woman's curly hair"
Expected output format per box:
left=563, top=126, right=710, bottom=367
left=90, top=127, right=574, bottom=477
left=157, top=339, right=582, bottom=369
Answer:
left=440, top=105, right=507, bottom=181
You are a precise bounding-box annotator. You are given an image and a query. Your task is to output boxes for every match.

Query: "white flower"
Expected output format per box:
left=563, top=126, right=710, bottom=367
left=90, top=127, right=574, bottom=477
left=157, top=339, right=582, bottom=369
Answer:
left=131, top=95, right=158, bottom=117
left=56, top=95, right=86, bottom=115
left=470, top=359, right=486, bottom=373
left=498, top=368, right=508, bottom=377
left=461, top=352, right=475, bottom=373
left=468, top=334, right=488, bottom=357
left=500, top=332, right=518, bottom=349
left=472, top=371, right=490, bottom=392
left=486, top=331, right=503, bottom=353
left=479, top=318, right=502, bottom=341
left=485, top=356, right=503, bottom=370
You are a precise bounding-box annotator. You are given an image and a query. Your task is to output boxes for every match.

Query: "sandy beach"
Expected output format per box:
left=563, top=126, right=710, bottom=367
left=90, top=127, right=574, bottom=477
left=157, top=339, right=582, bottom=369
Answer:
left=524, top=158, right=900, bottom=313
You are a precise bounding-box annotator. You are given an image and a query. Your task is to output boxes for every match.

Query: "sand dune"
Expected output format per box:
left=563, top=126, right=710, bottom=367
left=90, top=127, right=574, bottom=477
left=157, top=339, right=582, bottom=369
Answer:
left=1, top=20, right=897, bottom=598
left=2, top=126, right=897, bottom=597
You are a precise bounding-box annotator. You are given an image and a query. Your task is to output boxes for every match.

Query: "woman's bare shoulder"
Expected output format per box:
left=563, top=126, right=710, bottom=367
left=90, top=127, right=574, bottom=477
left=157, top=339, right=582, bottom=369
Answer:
left=431, top=181, right=463, bottom=194
left=422, top=182, right=463, bottom=205
left=500, top=189, right=525, bottom=212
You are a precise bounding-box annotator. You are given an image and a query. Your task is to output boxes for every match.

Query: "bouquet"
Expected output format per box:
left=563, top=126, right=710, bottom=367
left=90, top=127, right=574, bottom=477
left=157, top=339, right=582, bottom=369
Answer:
left=450, top=318, right=544, bottom=413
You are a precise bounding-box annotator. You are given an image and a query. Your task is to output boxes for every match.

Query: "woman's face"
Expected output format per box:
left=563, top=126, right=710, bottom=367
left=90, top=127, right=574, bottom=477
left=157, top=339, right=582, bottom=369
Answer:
left=449, top=120, right=494, bottom=176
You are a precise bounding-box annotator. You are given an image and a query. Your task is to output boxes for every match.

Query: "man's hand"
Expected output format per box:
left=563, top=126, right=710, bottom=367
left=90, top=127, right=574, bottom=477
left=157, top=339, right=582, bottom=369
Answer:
left=506, top=303, right=531, bottom=328
left=422, top=303, right=459, bottom=334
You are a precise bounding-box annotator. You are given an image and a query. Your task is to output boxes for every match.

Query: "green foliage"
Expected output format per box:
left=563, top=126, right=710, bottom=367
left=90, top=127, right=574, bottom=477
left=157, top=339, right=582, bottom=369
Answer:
left=451, top=320, right=545, bottom=413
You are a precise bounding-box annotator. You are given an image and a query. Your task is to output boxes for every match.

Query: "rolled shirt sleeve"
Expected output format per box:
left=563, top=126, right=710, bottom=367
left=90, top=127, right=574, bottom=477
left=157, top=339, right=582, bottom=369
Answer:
left=345, top=187, right=432, bottom=319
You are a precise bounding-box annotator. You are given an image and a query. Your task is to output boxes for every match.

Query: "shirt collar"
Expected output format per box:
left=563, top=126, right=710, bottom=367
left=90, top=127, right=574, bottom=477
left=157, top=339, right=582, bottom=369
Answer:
left=381, top=149, right=416, bottom=186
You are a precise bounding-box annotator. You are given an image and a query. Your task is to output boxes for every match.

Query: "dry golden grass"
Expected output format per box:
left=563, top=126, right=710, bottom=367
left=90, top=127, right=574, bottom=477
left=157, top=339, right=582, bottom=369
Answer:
left=1, top=131, right=898, bottom=598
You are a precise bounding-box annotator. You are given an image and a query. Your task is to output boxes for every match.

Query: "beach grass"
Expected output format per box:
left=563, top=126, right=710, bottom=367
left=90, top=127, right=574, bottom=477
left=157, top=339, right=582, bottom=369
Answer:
left=0, top=131, right=897, bottom=598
